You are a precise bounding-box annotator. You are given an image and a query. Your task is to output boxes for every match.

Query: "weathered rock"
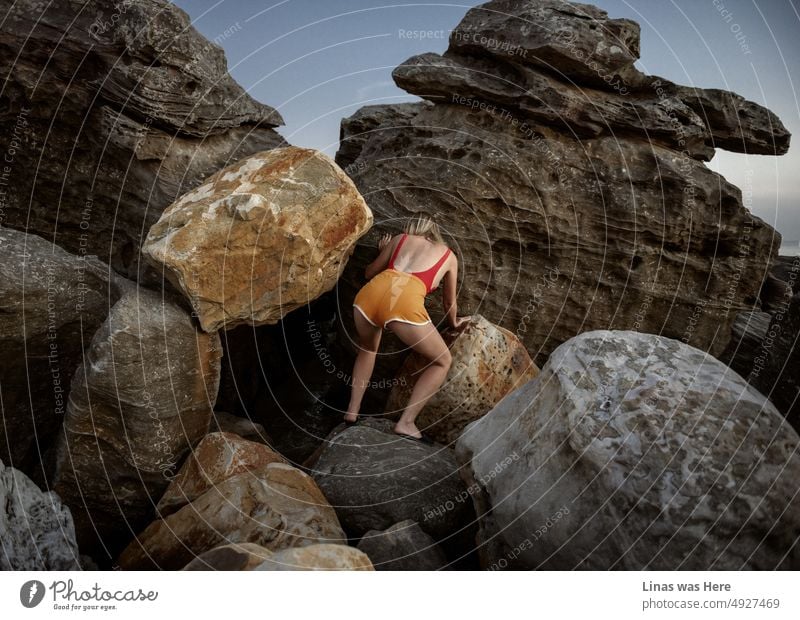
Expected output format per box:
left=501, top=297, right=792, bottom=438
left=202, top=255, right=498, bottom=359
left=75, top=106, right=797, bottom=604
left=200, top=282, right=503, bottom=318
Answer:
left=0, top=227, right=121, bottom=485
left=142, top=146, right=373, bottom=332
left=253, top=544, right=373, bottom=571
left=387, top=314, right=538, bottom=444
left=156, top=431, right=286, bottom=517
left=181, top=542, right=275, bottom=570
left=456, top=330, right=800, bottom=569
left=449, top=0, right=641, bottom=89
left=182, top=542, right=373, bottom=571
left=0, top=458, right=81, bottom=570
left=0, top=0, right=285, bottom=279
left=719, top=311, right=772, bottom=378
left=357, top=520, right=449, bottom=570
left=211, top=411, right=270, bottom=444
left=750, top=290, right=800, bottom=433
left=52, top=287, right=222, bottom=563
left=310, top=419, right=475, bottom=543
left=394, top=52, right=713, bottom=160
left=118, top=463, right=346, bottom=570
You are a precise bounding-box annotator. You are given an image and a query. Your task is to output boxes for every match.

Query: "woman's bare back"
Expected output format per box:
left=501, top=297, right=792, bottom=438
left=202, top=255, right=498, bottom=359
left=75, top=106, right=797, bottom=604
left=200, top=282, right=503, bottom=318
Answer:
left=390, top=234, right=453, bottom=289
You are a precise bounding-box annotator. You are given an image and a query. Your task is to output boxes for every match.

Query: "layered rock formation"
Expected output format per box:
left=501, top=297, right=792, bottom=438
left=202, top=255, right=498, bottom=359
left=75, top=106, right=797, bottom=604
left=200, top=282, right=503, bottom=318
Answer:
left=143, top=146, right=373, bottom=331
left=0, top=0, right=285, bottom=279
left=336, top=0, right=790, bottom=368
left=386, top=314, right=538, bottom=444
left=53, top=287, right=222, bottom=563
left=456, top=330, right=800, bottom=569
left=118, top=463, right=346, bottom=570
left=0, top=226, right=121, bottom=485
left=0, top=458, right=81, bottom=570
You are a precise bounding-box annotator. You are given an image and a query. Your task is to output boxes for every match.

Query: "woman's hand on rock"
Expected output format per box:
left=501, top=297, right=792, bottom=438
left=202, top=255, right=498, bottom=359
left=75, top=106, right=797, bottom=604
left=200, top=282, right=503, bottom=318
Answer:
left=452, top=315, right=472, bottom=332
left=378, top=233, right=392, bottom=250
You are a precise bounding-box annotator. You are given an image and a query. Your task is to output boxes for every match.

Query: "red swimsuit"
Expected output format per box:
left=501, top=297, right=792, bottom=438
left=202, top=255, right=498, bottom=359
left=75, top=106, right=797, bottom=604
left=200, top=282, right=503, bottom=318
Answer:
left=387, top=233, right=451, bottom=294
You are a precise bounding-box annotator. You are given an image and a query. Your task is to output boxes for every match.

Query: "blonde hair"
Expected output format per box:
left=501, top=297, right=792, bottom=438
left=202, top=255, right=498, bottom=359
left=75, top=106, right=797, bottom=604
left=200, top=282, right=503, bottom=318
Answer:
left=404, top=214, right=444, bottom=244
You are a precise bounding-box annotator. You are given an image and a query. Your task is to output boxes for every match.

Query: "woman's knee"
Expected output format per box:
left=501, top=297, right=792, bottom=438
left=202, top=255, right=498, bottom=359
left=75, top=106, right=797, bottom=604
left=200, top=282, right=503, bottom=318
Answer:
left=433, top=348, right=452, bottom=369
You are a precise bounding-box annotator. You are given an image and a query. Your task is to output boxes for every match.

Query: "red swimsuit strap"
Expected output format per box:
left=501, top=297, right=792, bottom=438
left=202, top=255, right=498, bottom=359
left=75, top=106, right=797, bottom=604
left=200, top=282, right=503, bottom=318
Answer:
left=387, top=233, right=408, bottom=270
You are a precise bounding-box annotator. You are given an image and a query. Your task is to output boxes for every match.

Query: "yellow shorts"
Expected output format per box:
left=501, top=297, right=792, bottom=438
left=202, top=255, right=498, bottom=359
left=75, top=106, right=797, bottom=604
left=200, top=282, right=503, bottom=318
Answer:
left=353, top=269, right=432, bottom=329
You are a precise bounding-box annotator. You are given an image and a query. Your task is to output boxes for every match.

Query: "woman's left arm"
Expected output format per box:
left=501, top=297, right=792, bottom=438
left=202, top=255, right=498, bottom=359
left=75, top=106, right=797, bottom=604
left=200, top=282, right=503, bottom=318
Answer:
left=364, top=233, right=398, bottom=280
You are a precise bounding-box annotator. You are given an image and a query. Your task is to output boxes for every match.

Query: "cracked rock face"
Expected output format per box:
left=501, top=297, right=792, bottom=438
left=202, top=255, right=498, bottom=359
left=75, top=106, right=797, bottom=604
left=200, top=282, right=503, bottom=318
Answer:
left=0, top=0, right=286, bottom=279
left=143, top=146, right=373, bottom=332
left=336, top=0, right=789, bottom=367
left=456, top=330, right=800, bottom=570
left=387, top=314, right=538, bottom=445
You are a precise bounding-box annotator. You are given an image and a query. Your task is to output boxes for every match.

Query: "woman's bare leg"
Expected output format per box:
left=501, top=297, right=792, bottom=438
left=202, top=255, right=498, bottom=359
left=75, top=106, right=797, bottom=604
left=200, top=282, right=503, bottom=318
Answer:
left=385, top=320, right=452, bottom=438
left=345, top=309, right=383, bottom=422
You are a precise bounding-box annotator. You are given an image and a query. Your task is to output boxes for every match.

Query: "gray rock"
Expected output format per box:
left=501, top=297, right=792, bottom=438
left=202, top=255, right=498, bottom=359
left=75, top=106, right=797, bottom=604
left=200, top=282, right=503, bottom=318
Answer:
left=0, top=0, right=286, bottom=279
left=309, top=419, right=475, bottom=543
left=720, top=311, right=772, bottom=378
left=357, top=520, right=449, bottom=570
left=0, top=458, right=80, bottom=570
left=52, top=287, right=222, bottom=563
left=750, top=290, right=800, bottom=433
left=0, top=226, right=121, bottom=486
left=456, top=330, right=800, bottom=569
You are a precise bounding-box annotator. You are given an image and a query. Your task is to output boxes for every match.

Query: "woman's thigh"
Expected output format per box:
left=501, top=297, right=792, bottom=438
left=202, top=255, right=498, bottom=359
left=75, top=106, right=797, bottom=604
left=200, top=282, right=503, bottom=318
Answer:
left=386, top=320, right=450, bottom=363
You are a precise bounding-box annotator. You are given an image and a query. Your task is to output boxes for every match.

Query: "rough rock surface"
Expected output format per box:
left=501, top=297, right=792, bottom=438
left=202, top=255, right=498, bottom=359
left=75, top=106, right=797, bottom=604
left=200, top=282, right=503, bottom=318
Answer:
left=387, top=314, right=538, bottom=444
left=118, top=463, right=346, bottom=570
left=719, top=311, right=772, bottom=378
left=182, top=542, right=373, bottom=571
left=750, top=290, right=800, bottom=433
left=456, top=330, right=800, bottom=569
left=309, top=419, right=475, bottom=544
left=0, top=458, right=81, bottom=570
left=52, top=287, right=222, bottom=563
left=211, top=411, right=271, bottom=444
left=0, top=0, right=285, bottom=279
left=357, top=519, right=449, bottom=571
left=335, top=0, right=789, bottom=367
left=143, top=146, right=373, bottom=331
left=156, top=431, right=286, bottom=517
left=0, top=227, right=121, bottom=485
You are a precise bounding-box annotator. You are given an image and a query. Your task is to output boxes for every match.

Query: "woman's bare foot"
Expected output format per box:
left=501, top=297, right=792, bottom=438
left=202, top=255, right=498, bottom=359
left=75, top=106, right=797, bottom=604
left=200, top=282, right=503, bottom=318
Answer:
left=343, top=411, right=359, bottom=424
left=393, top=421, right=422, bottom=439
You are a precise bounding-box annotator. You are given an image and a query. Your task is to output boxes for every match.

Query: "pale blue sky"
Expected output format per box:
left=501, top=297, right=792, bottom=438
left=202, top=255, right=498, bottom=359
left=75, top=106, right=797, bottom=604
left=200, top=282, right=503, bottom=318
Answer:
left=173, top=0, right=800, bottom=241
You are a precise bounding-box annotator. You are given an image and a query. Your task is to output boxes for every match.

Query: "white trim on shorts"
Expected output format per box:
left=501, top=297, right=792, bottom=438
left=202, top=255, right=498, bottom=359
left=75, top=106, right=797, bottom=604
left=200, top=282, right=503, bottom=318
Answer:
left=353, top=303, right=431, bottom=328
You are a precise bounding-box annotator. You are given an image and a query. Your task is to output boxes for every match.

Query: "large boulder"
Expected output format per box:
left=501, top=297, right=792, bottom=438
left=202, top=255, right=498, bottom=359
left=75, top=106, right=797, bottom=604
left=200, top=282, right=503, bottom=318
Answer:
left=117, top=463, right=346, bottom=570
left=456, top=330, right=800, bottom=569
left=156, top=431, right=286, bottom=517
left=0, top=0, right=285, bottom=279
left=357, top=520, right=449, bottom=571
left=142, top=146, right=373, bottom=332
left=52, top=287, right=222, bottom=564
left=0, top=226, right=121, bottom=485
left=386, top=314, right=538, bottom=444
left=182, top=542, right=373, bottom=571
left=309, top=419, right=476, bottom=549
left=0, top=458, right=81, bottom=570
left=335, top=0, right=790, bottom=368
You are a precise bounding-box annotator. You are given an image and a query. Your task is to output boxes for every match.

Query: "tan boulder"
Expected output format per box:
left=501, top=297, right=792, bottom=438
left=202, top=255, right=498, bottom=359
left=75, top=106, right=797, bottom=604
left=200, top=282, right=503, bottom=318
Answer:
left=142, top=146, right=373, bottom=332
left=117, top=463, right=346, bottom=570
left=156, top=431, right=286, bottom=517
left=182, top=542, right=373, bottom=571
left=386, top=314, right=538, bottom=444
